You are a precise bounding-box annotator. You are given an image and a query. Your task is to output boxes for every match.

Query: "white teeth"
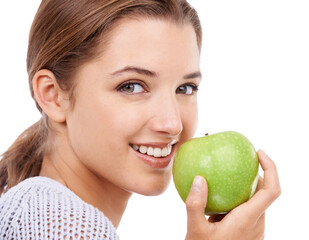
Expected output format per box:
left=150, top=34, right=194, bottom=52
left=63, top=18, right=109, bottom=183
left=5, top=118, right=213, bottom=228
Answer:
left=132, top=144, right=173, bottom=158
left=168, top=145, right=172, bottom=153
left=139, top=146, right=147, bottom=154
left=154, top=148, right=162, bottom=157
left=162, top=147, right=168, bottom=157
left=147, top=147, right=154, bottom=156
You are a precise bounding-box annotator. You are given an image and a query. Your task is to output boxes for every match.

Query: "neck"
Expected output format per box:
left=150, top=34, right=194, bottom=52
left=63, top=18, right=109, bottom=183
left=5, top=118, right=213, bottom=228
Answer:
left=39, top=132, right=132, bottom=228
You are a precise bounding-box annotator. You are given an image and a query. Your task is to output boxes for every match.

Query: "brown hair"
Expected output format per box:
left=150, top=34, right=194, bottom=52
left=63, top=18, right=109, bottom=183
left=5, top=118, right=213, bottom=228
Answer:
left=0, top=0, right=202, bottom=195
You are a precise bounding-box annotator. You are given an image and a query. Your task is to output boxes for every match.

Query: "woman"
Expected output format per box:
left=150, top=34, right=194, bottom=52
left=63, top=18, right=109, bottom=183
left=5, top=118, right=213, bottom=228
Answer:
left=0, top=0, right=280, bottom=239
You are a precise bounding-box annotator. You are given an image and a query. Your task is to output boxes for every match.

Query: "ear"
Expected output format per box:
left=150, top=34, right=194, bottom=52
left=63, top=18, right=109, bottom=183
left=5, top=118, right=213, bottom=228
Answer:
left=32, top=69, right=68, bottom=123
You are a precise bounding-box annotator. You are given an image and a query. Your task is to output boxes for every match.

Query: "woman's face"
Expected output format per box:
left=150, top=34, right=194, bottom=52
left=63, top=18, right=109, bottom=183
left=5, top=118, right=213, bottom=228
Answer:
left=64, top=18, right=201, bottom=196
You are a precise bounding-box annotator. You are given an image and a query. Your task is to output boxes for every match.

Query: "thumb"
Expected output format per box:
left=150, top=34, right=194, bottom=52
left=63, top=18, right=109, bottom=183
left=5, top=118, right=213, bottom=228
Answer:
left=186, top=176, right=208, bottom=231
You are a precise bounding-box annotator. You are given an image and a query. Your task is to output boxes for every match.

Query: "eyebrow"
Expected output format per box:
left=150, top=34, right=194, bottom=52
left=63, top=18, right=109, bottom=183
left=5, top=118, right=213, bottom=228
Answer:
left=111, top=66, right=158, bottom=78
left=183, top=71, right=202, bottom=80
left=110, top=65, right=201, bottom=80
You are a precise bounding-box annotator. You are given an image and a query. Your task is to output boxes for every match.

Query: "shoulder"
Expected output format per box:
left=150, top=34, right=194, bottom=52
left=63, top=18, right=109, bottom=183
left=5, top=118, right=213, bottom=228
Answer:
left=0, top=177, right=119, bottom=240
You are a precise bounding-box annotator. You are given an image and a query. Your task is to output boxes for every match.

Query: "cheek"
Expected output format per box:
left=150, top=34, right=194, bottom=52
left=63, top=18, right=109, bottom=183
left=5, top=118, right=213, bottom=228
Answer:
left=65, top=102, right=135, bottom=179
left=69, top=99, right=142, bottom=155
left=104, top=103, right=145, bottom=140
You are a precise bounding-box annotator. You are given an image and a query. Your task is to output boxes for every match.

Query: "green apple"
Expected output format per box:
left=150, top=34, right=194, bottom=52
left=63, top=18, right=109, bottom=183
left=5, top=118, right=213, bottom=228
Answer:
left=173, top=131, right=259, bottom=214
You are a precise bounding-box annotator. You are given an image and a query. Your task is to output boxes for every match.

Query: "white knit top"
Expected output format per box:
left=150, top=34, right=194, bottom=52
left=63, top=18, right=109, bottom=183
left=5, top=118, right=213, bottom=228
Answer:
left=0, top=176, right=119, bottom=239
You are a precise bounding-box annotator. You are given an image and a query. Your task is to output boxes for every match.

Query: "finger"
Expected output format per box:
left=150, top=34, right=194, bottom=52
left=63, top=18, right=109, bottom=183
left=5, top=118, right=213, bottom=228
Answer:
left=232, top=150, right=281, bottom=221
left=258, top=150, right=281, bottom=195
left=186, top=176, right=209, bottom=231
left=255, top=176, right=264, bottom=192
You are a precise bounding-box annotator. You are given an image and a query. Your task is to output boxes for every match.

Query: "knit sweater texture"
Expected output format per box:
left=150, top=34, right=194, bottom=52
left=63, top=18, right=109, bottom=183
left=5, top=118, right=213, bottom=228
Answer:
left=0, top=176, right=119, bottom=239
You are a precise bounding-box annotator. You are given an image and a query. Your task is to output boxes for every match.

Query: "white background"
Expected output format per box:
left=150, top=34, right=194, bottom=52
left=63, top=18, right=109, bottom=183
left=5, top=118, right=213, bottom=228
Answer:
left=0, top=1, right=308, bottom=239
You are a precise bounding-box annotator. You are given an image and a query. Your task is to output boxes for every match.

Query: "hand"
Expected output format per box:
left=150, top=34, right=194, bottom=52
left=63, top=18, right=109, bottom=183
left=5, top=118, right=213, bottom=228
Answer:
left=185, top=150, right=281, bottom=240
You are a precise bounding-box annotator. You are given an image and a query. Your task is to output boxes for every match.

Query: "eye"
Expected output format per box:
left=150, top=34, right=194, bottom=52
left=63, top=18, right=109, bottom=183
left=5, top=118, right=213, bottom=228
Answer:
left=119, top=82, right=145, bottom=94
left=176, top=84, right=198, bottom=95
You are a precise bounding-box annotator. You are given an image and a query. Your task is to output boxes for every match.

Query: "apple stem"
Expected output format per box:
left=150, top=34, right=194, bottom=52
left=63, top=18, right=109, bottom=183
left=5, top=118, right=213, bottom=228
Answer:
left=205, top=133, right=209, bottom=136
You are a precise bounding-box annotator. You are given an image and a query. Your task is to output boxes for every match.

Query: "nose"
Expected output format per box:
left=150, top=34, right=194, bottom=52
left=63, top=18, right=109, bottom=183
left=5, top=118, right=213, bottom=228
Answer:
left=148, top=94, right=183, bottom=137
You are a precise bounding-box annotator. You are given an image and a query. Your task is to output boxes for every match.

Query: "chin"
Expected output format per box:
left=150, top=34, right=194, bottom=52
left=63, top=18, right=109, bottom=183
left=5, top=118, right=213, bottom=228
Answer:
left=135, top=173, right=172, bottom=196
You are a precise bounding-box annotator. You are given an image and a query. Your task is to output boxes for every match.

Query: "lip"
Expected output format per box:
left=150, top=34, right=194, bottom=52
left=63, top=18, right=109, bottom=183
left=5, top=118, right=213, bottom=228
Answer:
left=130, top=142, right=177, bottom=169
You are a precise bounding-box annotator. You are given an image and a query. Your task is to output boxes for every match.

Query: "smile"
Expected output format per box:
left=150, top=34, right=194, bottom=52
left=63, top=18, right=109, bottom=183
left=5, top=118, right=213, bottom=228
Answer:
left=131, top=144, right=172, bottom=158
left=129, top=142, right=177, bottom=169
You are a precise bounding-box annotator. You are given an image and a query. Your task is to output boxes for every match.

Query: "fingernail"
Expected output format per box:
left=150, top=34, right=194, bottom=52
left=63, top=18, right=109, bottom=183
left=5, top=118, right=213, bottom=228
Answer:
left=191, top=176, right=204, bottom=192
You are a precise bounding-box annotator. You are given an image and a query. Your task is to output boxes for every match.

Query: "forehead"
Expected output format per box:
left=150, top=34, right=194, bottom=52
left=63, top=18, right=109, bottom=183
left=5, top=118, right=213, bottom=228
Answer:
left=96, top=17, right=200, bottom=72
left=109, top=17, right=198, bottom=50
